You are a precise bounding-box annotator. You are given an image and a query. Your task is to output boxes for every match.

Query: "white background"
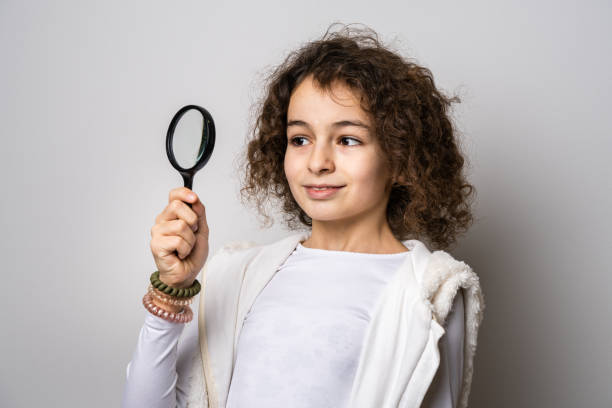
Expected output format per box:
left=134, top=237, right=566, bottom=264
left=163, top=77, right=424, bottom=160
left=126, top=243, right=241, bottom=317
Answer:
left=1, top=1, right=610, bottom=406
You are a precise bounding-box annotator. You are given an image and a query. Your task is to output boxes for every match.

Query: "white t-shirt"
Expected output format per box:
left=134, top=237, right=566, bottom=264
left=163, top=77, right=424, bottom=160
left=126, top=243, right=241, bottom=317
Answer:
left=122, top=243, right=464, bottom=408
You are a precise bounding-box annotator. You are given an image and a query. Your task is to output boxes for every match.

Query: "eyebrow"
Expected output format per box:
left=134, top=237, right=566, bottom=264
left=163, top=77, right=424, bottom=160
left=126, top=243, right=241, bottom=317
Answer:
left=286, top=119, right=370, bottom=131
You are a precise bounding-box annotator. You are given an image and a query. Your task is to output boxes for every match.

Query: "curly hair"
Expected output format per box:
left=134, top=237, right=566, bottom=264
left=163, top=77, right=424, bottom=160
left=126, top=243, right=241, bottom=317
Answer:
left=236, top=22, right=476, bottom=251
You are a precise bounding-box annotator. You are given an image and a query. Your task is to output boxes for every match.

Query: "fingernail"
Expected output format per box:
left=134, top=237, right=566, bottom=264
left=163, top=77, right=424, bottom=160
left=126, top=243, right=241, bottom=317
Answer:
left=189, top=193, right=196, bottom=201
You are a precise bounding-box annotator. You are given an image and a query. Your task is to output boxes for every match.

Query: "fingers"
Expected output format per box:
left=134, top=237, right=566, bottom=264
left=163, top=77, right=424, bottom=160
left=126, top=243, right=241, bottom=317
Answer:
left=156, top=188, right=200, bottom=232
left=153, top=218, right=197, bottom=251
left=168, top=187, right=197, bottom=204
left=192, top=199, right=208, bottom=237
left=152, top=233, right=193, bottom=260
left=152, top=187, right=208, bottom=260
left=170, top=187, right=209, bottom=236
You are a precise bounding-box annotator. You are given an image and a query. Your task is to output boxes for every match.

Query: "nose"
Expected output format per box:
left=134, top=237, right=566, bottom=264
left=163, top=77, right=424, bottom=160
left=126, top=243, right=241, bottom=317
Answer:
left=308, top=142, right=335, bottom=174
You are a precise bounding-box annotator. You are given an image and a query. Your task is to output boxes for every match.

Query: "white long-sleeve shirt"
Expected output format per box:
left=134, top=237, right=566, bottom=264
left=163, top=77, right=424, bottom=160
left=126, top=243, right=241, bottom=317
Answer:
left=122, top=243, right=465, bottom=408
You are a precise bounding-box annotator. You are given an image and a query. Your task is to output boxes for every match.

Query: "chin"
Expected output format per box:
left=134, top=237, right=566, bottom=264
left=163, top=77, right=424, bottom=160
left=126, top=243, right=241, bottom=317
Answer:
left=303, top=207, right=351, bottom=223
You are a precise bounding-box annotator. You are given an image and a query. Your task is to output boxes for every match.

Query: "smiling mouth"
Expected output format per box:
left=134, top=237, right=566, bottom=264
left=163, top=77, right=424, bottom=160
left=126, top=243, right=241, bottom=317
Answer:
left=303, top=184, right=346, bottom=189
left=304, top=185, right=345, bottom=198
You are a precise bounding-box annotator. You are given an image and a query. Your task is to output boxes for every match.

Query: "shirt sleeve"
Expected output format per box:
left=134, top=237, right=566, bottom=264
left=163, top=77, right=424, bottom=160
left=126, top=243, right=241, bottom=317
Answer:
left=121, top=301, right=200, bottom=408
left=421, top=288, right=465, bottom=408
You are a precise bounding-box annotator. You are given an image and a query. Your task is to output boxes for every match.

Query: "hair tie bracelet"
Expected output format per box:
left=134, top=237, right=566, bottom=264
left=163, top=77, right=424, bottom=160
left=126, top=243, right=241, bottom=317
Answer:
left=148, top=284, right=194, bottom=307
left=150, top=271, right=201, bottom=298
left=148, top=284, right=194, bottom=305
left=142, top=291, right=193, bottom=324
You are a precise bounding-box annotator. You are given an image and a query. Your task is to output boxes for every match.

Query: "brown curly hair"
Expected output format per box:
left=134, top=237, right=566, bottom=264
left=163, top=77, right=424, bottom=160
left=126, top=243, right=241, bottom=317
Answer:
left=236, top=22, right=476, bottom=251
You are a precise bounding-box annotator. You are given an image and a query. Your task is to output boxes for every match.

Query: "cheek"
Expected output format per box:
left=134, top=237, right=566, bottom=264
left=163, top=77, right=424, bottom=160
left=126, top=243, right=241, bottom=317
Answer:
left=350, top=158, right=380, bottom=182
left=348, top=156, right=389, bottom=193
left=283, top=152, right=298, bottom=184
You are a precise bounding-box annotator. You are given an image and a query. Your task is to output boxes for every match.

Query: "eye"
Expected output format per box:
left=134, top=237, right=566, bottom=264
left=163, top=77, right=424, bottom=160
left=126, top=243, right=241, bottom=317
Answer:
left=289, top=136, right=310, bottom=146
left=288, top=136, right=361, bottom=147
left=340, top=136, right=361, bottom=146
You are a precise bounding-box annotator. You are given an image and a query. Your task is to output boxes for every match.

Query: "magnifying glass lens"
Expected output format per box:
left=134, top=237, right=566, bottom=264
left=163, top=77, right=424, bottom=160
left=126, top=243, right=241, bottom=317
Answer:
left=172, top=109, right=206, bottom=169
left=165, top=104, right=216, bottom=192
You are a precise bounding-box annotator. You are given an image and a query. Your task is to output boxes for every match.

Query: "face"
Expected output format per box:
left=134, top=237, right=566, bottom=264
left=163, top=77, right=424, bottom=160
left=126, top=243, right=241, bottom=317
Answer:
left=284, top=74, right=393, bottom=226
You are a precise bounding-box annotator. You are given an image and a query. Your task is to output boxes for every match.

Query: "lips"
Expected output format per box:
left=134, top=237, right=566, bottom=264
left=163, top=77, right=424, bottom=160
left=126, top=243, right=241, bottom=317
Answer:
left=304, top=184, right=345, bottom=188
left=307, top=186, right=342, bottom=189
left=304, top=185, right=344, bottom=199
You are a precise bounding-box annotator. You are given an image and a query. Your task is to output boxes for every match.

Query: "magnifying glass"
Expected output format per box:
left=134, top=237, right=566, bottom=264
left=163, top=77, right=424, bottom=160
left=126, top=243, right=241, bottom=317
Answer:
left=166, top=104, right=216, bottom=208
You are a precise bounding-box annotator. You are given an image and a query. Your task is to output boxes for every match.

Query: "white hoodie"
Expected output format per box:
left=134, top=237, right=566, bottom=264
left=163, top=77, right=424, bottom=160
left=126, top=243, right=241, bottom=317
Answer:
left=184, top=232, right=485, bottom=408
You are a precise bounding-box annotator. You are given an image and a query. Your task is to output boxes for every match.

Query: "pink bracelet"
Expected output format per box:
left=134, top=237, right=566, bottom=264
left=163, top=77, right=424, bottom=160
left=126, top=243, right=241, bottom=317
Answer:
left=142, top=292, right=193, bottom=323
left=147, top=284, right=194, bottom=307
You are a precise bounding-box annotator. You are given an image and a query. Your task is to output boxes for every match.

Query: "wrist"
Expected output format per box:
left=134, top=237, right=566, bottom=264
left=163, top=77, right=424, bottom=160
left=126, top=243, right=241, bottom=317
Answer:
left=159, top=275, right=194, bottom=290
left=151, top=271, right=201, bottom=298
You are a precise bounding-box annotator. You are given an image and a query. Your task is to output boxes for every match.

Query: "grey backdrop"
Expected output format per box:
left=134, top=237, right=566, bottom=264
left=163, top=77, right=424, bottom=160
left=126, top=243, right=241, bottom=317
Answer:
left=1, top=1, right=610, bottom=407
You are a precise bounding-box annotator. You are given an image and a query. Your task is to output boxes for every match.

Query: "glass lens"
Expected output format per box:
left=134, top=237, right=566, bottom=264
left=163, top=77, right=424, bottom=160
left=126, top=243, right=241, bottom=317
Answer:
left=172, top=109, right=207, bottom=169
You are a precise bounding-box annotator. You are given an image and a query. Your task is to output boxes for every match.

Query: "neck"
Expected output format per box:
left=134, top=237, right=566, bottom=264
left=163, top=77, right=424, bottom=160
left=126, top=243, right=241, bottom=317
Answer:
left=302, top=215, right=409, bottom=255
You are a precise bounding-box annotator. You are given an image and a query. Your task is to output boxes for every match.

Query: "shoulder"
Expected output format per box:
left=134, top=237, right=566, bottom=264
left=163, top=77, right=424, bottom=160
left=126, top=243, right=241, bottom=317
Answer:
left=416, top=247, right=486, bottom=408
left=203, top=239, right=263, bottom=274
left=216, top=239, right=262, bottom=258
left=202, top=232, right=307, bottom=276
left=199, top=232, right=307, bottom=295
left=420, top=249, right=485, bottom=328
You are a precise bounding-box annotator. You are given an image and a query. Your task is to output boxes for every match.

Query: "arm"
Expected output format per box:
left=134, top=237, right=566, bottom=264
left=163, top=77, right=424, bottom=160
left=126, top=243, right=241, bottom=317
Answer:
left=421, top=289, right=465, bottom=408
left=121, top=303, right=200, bottom=408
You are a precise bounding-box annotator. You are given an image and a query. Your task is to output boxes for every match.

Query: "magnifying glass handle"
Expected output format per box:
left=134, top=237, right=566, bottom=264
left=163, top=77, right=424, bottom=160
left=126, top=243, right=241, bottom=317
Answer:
left=181, top=172, right=194, bottom=209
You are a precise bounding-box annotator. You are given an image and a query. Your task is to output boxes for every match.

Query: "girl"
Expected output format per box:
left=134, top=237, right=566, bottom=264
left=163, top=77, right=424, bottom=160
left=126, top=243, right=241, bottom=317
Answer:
left=122, top=23, right=485, bottom=408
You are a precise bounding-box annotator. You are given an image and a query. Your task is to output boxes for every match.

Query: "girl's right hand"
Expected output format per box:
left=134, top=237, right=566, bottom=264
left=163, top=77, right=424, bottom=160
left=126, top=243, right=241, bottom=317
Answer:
left=150, top=187, right=210, bottom=289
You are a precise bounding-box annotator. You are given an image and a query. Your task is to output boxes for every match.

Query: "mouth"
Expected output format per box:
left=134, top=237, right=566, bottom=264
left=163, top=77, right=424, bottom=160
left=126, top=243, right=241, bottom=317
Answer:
left=303, top=185, right=345, bottom=199
left=303, top=184, right=345, bottom=189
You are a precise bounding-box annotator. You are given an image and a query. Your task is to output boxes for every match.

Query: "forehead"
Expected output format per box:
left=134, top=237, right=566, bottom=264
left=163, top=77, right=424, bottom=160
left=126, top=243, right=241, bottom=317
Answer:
left=287, top=75, right=371, bottom=125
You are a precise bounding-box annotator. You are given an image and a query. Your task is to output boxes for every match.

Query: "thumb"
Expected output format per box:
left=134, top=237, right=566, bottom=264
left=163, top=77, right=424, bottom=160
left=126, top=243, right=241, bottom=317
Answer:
left=193, top=199, right=208, bottom=236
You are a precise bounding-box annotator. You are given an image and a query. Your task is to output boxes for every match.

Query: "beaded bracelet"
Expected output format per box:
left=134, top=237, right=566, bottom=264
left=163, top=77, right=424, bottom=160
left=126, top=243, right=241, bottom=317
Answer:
left=150, top=271, right=201, bottom=298
left=147, top=284, right=194, bottom=307
left=142, top=291, right=193, bottom=323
